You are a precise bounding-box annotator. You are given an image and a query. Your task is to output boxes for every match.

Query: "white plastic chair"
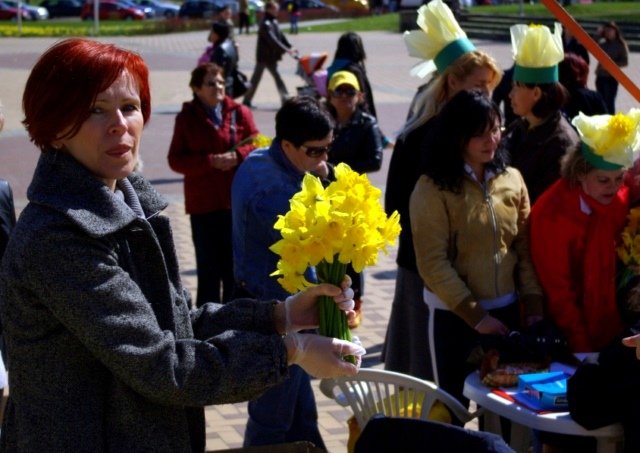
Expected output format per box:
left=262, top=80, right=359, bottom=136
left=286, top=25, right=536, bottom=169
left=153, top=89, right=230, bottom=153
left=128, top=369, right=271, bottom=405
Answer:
left=319, top=368, right=482, bottom=430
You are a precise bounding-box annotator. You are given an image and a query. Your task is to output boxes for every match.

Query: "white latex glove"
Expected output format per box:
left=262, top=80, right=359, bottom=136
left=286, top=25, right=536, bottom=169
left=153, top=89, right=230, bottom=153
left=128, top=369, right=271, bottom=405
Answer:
left=475, top=315, right=510, bottom=335
left=286, top=333, right=366, bottom=378
left=283, top=276, right=355, bottom=333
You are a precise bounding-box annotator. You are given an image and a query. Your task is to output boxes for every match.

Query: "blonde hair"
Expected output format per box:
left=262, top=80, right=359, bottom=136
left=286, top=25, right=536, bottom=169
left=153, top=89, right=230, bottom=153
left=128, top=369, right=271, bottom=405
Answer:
left=400, top=51, right=502, bottom=140
left=560, top=143, right=594, bottom=187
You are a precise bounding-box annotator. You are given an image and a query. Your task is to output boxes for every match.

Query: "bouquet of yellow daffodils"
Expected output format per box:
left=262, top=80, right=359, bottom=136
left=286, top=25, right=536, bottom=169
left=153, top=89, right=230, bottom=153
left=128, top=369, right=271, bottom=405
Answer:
left=618, top=207, right=640, bottom=289
left=270, top=163, right=401, bottom=357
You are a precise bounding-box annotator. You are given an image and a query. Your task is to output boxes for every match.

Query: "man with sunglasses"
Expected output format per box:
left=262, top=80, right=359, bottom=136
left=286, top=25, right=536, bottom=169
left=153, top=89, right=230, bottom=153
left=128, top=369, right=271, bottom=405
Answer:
left=231, top=96, right=335, bottom=449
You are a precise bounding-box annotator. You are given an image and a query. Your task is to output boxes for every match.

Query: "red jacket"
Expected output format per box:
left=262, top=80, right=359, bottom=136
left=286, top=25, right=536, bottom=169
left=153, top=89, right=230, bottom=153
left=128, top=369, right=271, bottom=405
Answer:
left=168, top=96, right=259, bottom=214
left=530, top=179, right=627, bottom=352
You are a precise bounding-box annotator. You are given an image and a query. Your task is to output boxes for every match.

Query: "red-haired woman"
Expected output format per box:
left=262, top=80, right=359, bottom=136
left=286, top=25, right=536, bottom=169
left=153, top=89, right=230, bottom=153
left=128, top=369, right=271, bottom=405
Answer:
left=559, top=52, right=607, bottom=120
left=0, top=38, right=363, bottom=451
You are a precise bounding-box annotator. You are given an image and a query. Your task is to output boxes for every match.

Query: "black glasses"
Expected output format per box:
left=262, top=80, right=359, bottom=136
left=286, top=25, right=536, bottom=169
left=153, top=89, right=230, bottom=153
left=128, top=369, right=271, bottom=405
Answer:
left=332, top=87, right=357, bottom=98
left=300, top=143, right=331, bottom=158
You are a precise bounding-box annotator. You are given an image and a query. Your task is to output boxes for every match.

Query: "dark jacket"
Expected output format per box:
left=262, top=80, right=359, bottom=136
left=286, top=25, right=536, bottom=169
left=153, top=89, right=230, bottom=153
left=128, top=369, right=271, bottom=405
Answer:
left=501, top=111, right=580, bottom=204
left=384, top=120, right=435, bottom=271
left=0, top=179, right=15, bottom=260
left=168, top=96, right=258, bottom=215
left=211, top=38, right=239, bottom=97
left=328, top=109, right=383, bottom=174
left=256, top=12, right=291, bottom=64
left=563, top=87, right=608, bottom=120
left=0, top=151, right=288, bottom=452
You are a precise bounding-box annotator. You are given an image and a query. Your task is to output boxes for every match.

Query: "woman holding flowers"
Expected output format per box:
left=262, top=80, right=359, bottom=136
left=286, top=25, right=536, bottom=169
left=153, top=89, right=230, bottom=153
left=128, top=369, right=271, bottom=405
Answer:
left=0, top=39, right=363, bottom=451
left=410, top=89, right=544, bottom=408
left=168, top=63, right=258, bottom=306
left=500, top=23, right=580, bottom=205
left=383, top=0, right=502, bottom=380
left=530, top=109, right=640, bottom=354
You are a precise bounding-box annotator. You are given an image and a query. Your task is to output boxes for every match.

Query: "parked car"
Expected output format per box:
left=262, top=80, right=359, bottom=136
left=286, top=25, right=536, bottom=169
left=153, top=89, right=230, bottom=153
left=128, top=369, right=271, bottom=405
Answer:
left=80, top=0, right=145, bottom=20
left=280, top=0, right=338, bottom=12
left=133, top=0, right=179, bottom=17
left=39, top=0, right=82, bottom=17
left=0, top=1, right=30, bottom=19
left=4, top=0, right=49, bottom=19
left=179, top=0, right=235, bottom=18
left=119, top=0, right=154, bottom=17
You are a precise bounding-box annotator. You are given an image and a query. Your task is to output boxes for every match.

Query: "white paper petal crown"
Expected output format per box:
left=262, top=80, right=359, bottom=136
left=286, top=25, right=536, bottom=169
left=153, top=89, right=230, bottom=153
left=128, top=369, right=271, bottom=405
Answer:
left=403, top=0, right=475, bottom=78
left=571, top=109, right=640, bottom=170
left=511, top=23, right=564, bottom=84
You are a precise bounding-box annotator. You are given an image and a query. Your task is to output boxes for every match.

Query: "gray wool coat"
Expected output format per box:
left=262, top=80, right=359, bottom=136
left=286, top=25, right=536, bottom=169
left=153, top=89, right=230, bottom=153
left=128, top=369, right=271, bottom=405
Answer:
left=0, top=151, right=289, bottom=452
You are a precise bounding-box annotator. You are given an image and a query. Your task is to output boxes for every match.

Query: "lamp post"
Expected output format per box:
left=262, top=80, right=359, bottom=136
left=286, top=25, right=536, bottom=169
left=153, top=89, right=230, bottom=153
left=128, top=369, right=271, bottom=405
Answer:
left=93, top=0, right=100, bottom=35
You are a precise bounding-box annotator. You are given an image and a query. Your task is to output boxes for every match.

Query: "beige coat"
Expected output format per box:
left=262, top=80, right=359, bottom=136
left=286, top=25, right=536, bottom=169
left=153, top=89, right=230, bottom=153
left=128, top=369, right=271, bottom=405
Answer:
left=410, top=168, right=544, bottom=327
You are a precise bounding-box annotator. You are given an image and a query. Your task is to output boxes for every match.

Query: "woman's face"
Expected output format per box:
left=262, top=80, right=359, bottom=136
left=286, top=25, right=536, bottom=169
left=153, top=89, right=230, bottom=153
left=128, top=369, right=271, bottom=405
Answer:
left=448, top=66, right=495, bottom=98
left=603, top=26, right=617, bottom=41
left=509, top=82, right=540, bottom=117
left=463, top=118, right=501, bottom=169
left=579, top=168, right=625, bottom=205
left=329, top=83, right=362, bottom=115
left=193, top=72, right=225, bottom=108
left=53, top=71, right=143, bottom=191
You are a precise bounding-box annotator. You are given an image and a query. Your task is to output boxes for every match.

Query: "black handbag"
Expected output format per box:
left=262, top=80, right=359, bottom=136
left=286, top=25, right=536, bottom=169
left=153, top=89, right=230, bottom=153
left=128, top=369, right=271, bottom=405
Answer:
left=231, top=68, right=250, bottom=99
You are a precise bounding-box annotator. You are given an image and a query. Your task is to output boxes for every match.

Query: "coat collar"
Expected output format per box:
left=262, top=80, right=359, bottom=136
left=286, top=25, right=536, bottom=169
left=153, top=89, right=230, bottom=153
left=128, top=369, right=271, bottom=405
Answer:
left=27, top=150, right=168, bottom=237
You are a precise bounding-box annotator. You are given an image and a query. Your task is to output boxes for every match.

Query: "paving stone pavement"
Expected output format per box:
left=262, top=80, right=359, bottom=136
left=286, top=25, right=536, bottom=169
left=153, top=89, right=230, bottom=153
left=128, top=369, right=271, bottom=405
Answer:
left=0, top=24, right=639, bottom=452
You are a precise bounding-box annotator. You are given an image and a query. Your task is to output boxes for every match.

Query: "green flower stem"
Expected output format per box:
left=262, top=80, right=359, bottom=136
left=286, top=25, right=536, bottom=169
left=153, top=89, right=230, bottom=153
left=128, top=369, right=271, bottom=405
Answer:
left=316, top=258, right=354, bottom=364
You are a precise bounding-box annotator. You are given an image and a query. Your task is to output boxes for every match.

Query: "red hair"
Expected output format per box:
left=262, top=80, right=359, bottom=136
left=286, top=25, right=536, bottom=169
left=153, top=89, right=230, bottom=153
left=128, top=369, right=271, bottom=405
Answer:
left=22, top=38, right=151, bottom=151
left=559, top=52, right=589, bottom=90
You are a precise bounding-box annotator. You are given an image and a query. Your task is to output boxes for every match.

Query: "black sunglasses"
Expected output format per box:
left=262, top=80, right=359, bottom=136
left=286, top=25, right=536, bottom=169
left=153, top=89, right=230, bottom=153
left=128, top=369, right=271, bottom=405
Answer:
left=332, top=87, right=357, bottom=98
left=300, top=143, right=332, bottom=158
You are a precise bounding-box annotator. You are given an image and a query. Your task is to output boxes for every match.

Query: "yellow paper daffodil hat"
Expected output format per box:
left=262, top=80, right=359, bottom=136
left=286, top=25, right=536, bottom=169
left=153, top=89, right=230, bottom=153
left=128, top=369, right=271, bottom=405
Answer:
left=511, top=23, right=564, bottom=84
left=572, top=109, right=640, bottom=170
left=403, top=0, right=476, bottom=78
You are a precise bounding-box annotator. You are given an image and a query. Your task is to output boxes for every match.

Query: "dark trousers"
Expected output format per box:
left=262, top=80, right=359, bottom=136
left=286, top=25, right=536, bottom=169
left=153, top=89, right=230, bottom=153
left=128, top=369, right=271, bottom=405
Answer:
left=243, top=61, right=289, bottom=105
left=244, top=365, right=325, bottom=449
left=190, top=210, right=234, bottom=307
left=596, top=75, right=619, bottom=114
left=238, top=12, right=250, bottom=33
left=432, top=303, right=520, bottom=413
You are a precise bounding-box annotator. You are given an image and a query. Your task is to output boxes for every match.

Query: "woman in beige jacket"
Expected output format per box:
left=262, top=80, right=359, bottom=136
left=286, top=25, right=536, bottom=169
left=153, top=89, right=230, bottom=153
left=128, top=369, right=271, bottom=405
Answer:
left=410, top=90, right=544, bottom=409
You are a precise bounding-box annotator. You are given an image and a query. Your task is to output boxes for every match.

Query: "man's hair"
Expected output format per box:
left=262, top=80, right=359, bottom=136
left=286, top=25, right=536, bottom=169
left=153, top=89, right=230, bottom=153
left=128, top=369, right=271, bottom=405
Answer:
left=275, top=96, right=335, bottom=147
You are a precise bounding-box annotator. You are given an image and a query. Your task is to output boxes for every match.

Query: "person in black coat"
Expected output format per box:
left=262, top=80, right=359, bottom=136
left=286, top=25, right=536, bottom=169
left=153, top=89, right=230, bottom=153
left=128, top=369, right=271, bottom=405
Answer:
left=242, top=1, right=297, bottom=107
left=209, top=22, right=240, bottom=98
left=559, top=52, right=607, bottom=120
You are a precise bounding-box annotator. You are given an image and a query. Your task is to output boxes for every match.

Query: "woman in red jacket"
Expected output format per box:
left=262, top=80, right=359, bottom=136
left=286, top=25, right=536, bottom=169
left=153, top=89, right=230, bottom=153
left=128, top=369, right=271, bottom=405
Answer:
left=531, top=110, right=640, bottom=353
left=168, top=63, right=258, bottom=306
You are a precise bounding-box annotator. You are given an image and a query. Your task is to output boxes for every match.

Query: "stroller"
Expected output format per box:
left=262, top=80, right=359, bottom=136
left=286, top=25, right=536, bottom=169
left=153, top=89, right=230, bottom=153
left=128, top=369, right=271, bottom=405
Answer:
left=295, top=52, right=329, bottom=99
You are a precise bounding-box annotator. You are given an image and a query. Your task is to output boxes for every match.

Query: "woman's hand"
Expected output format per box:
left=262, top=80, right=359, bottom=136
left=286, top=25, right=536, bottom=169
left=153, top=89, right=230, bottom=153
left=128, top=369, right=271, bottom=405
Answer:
left=210, top=151, right=238, bottom=171
left=285, top=333, right=365, bottom=378
left=622, top=333, right=640, bottom=360
left=275, top=276, right=355, bottom=334
left=475, top=315, right=510, bottom=335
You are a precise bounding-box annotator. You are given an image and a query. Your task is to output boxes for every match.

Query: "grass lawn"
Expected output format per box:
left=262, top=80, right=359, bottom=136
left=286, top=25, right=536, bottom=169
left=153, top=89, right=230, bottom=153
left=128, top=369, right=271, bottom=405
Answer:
left=0, top=1, right=639, bottom=36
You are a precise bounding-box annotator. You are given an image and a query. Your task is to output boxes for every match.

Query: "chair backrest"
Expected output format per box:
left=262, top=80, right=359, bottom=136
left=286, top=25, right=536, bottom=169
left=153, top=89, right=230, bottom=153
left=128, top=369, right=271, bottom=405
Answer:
left=320, top=368, right=479, bottom=430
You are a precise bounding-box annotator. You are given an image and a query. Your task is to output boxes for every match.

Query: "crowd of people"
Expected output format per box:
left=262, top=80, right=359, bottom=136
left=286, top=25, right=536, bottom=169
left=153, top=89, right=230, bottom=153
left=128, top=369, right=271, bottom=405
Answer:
left=0, top=1, right=639, bottom=452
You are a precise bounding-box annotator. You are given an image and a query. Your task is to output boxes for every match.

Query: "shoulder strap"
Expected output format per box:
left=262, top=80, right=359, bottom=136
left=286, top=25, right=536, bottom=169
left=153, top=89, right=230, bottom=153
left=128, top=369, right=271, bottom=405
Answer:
left=230, top=109, right=237, bottom=148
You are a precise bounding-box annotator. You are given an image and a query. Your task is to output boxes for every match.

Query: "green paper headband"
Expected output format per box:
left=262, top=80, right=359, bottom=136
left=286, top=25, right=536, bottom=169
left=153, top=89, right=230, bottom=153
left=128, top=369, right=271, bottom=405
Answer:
left=513, top=64, right=559, bottom=84
left=434, top=38, right=476, bottom=73
left=581, top=143, right=624, bottom=171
